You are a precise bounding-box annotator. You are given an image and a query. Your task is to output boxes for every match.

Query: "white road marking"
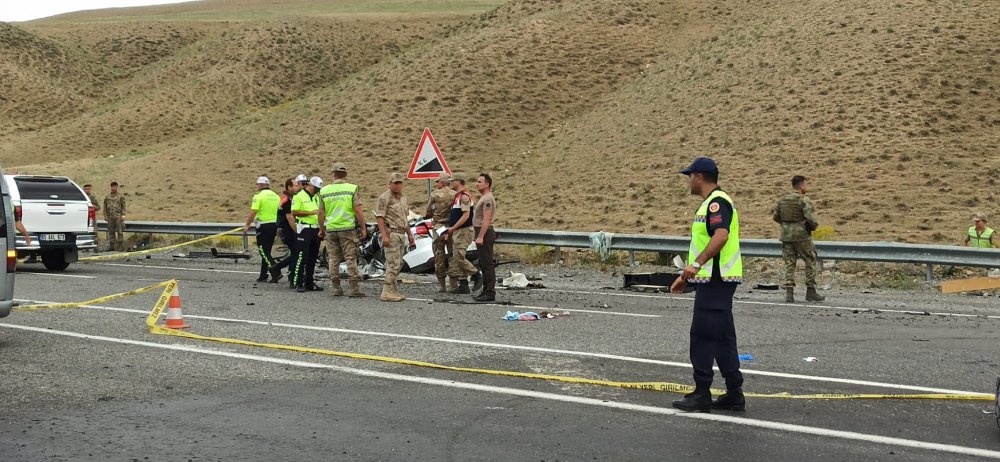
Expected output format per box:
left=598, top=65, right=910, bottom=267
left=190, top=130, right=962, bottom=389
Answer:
left=1, top=322, right=998, bottom=460
left=13, top=298, right=988, bottom=396
left=539, top=288, right=1000, bottom=320
left=93, top=262, right=258, bottom=275
left=17, top=272, right=96, bottom=279
left=406, top=297, right=661, bottom=318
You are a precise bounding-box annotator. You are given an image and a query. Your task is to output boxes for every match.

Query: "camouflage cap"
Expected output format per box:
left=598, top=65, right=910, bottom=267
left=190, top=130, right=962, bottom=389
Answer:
left=389, top=172, right=405, bottom=183
left=436, top=172, right=451, bottom=182
left=451, top=172, right=467, bottom=182
left=331, top=162, right=348, bottom=173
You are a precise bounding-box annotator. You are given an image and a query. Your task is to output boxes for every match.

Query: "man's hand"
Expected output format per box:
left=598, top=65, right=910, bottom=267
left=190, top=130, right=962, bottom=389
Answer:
left=408, top=236, right=416, bottom=247
left=243, top=225, right=250, bottom=235
left=359, top=227, right=367, bottom=240
left=681, top=265, right=699, bottom=281
left=382, top=236, right=390, bottom=247
left=24, top=235, right=32, bottom=246
left=670, top=276, right=687, bottom=294
left=475, top=237, right=484, bottom=246
left=318, top=230, right=326, bottom=240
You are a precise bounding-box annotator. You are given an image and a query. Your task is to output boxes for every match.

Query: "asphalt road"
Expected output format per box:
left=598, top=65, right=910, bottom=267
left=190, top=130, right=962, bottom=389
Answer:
left=2, top=255, right=1000, bottom=461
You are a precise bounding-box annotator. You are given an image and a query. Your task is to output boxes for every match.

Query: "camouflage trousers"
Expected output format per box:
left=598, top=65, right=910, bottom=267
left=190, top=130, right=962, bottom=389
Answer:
left=448, top=227, right=478, bottom=279
left=106, top=217, right=125, bottom=251
left=325, top=229, right=361, bottom=283
left=432, top=232, right=453, bottom=279
left=782, top=240, right=819, bottom=289
left=384, top=232, right=405, bottom=286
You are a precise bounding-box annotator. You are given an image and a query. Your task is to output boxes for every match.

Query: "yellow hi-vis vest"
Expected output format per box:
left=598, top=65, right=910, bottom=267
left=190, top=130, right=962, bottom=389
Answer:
left=968, top=227, right=995, bottom=248
left=688, top=189, right=743, bottom=283
left=291, top=189, right=319, bottom=226
left=320, top=182, right=359, bottom=232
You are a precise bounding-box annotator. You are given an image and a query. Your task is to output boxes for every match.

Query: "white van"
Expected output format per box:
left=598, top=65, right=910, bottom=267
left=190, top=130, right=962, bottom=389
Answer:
left=0, top=166, right=15, bottom=317
left=3, top=174, right=97, bottom=271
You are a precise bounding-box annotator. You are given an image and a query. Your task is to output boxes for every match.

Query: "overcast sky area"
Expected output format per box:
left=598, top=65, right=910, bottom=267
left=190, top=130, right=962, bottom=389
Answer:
left=1, top=1, right=197, bottom=22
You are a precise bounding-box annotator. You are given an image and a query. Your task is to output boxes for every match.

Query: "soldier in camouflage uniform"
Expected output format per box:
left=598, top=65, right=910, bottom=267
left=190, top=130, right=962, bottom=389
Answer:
left=103, top=181, right=127, bottom=252
left=772, top=175, right=824, bottom=302
left=425, top=173, right=455, bottom=292
left=375, top=173, right=416, bottom=302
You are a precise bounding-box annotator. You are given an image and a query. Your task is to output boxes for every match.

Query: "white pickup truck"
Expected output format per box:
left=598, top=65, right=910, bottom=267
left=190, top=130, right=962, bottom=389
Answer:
left=3, top=174, right=97, bottom=271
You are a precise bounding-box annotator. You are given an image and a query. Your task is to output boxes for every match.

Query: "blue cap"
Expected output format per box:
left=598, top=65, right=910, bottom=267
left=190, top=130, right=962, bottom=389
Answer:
left=679, top=157, right=718, bottom=175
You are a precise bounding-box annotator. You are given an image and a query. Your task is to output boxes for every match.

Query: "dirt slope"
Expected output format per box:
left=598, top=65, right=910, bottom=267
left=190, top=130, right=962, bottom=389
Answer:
left=2, top=0, right=997, bottom=242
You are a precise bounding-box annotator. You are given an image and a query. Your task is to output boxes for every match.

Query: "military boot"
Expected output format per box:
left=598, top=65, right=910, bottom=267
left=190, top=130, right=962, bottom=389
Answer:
left=806, top=287, right=825, bottom=302
left=348, top=280, right=366, bottom=298
left=380, top=284, right=404, bottom=302
left=671, top=388, right=712, bottom=413
left=711, top=389, right=746, bottom=412
left=390, top=284, right=407, bottom=301
left=330, top=280, right=344, bottom=297
left=437, top=277, right=448, bottom=293
left=785, top=287, right=794, bottom=303
left=449, top=279, right=471, bottom=294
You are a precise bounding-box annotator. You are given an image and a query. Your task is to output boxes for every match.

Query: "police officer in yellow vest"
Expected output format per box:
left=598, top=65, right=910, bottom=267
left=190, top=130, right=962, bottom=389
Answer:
left=670, top=157, right=745, bottom=413
left=290, top=176, right=324, bottom=293
left=318, top=162, right=368, bottom=298
left=244, top=176, right=282, bottom=283
left=964, top=213, right=997, bottom=249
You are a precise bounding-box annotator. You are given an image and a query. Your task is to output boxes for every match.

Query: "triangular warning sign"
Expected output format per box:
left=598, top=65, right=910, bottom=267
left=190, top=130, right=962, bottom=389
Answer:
left=407, top=128, right=451, bottom=180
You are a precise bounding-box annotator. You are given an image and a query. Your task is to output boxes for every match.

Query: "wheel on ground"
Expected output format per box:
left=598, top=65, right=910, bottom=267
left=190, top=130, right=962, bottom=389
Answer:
left=41, top=250, right=70, bottom=271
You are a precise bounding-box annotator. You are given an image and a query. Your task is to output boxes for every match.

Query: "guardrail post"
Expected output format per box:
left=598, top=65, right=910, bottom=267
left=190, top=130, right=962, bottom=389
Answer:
left=926, top=264, right=933, bottom=282
left=554, top=246, right=561, bottom=263
left=817, top=258, right=824, bottom=273
left=628, top=250, right=636, bottom=266
left=243, top=234, right=249, bottom=252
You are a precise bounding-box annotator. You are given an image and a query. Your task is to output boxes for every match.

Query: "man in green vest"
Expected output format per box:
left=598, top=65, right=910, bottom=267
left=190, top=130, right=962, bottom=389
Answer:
left=244, top=176, right=282, bottom=283
left=670, top=156, right=745, bottom=413
left=964, top=213, right=997, bottom=248
left=290, top=176, right=324, bottom=293
left=318, top=162, right=368, bottom=297
left=772, top=175, right=824, bottom=302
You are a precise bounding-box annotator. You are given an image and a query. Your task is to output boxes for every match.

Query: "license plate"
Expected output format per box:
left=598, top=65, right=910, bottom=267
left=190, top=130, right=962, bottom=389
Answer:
left=39, top=234, right=65, bottom=242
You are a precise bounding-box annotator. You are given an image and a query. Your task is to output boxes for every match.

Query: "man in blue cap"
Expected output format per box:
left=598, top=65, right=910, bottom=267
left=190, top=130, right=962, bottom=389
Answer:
left=670, top=156, right=745, bottom=413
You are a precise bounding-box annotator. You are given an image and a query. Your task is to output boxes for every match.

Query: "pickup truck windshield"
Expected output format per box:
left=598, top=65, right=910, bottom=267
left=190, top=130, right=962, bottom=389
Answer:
left=14, top=178, right=86, bottom=201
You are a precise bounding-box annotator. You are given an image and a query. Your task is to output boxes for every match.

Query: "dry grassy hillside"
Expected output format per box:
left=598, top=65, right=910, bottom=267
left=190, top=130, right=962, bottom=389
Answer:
left=2, top=0, right=997, bottom=243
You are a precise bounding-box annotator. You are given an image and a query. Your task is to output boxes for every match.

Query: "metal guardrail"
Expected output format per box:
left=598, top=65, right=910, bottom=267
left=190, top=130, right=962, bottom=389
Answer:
left=99, top=221, right=1000, bottom=280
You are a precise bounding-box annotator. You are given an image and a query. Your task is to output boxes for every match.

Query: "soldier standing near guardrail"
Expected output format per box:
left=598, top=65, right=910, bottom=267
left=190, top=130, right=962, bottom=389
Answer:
left=670, top=156, right=745, bottom=413
left=269, top=176, right=305, bottom=286
left=443, top=172, right=483, bottom=294
left=772, top=175, right=824, bottom=302
left=376, top=173, right=416, bottom=302
left=318, top=162, right=367, bottom=298
left=472, top=173, right=497, bottom=302
left=244, top=176, right=281, bottom=283
left=964, top=213, right=997, bottom=249
left=425, top=173, right=455, bottom=292
left=291, top=176, right=324, bottom=293
left=103, top=181, right=126, bottom=251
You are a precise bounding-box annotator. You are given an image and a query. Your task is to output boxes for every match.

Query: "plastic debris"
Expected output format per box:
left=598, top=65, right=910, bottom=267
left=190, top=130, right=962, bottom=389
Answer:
left=738, top=354, right=753, bottom=361
left=588, top=231, right=614, bottom=262
left=502, top=272, right=530, bottom=289
left=502, top=310, right=569, bottom=321
left=803, top=357, right=819, bottom=362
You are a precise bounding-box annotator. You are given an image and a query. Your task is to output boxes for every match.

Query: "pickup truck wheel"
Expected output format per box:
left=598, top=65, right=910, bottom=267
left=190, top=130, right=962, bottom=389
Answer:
left=41, top=250, right=70, bottom=271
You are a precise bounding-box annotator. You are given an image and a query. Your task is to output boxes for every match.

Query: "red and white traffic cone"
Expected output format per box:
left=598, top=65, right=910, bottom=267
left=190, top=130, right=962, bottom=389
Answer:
left=163, top=284, right=191, bottom=329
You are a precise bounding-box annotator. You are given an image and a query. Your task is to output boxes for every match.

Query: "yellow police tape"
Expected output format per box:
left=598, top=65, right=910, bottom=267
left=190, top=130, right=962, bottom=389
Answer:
left=14, top=279, right=994, bottom=401
left=79, top=227, right=243, bottom=262
left=15, top=280, right=173, bottom=312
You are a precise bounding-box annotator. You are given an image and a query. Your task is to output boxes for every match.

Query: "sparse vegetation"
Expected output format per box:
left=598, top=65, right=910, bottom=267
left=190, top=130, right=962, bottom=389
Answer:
left=1, top=0, right=996, bottom=244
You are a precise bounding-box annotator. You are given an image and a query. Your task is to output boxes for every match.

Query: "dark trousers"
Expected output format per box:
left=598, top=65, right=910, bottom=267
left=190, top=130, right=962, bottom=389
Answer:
left=291, top=227, right=320, bottom=288
left=255, top=223, right=277, bottom=280
left=690, top=281, right=743, bottom=391
left=271, top=228, right=297, bottom=279
left=474, top=226, right=496, bottom=295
